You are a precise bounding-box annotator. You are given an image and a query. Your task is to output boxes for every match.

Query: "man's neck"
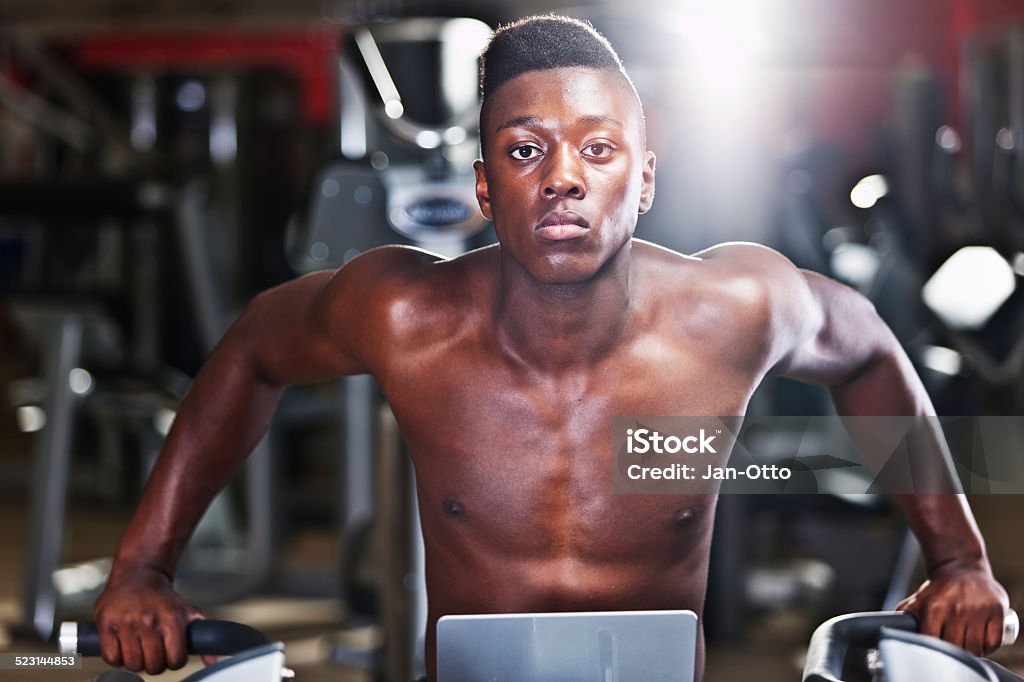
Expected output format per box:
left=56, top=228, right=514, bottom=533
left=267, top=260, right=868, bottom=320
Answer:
left=494, top=245, right=634, bottom=373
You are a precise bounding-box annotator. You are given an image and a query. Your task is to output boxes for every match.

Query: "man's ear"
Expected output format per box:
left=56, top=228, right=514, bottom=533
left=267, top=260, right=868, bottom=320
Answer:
left=473, top=159, right=493, bottom=220
left=639, top=150, right=656, bottom=214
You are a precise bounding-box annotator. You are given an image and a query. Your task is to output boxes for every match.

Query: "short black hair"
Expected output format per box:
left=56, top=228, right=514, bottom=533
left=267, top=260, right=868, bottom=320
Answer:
left=480, top=15, right=627, bottom=103
left=478, top=15, right=640, bottom=156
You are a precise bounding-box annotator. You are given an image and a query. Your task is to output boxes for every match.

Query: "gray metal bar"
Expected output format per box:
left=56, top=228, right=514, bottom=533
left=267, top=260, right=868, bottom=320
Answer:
left=175, top=182, right=226, bottom=353
left=342, top=375, right=375, bottom=532
left=377, top=401, right=414, bottom=682
left=130, top=221, right=160, bottom=366
left=21, top=314, right=83, bottom=641
left=1009, top=30, right=1024, bottom=217
left=883, top=529, right=921, bottom=611
left=410, top=469, right=426, bottom=680
left=338, top=58, right=368, bottom=159
left=242, top=434, right=275, bottom=590
left=964, top=39, right=989, bottom=214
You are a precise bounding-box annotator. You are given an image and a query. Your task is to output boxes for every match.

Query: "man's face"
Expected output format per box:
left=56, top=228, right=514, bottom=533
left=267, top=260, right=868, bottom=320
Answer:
left=474, top=67, right=656, bottom=285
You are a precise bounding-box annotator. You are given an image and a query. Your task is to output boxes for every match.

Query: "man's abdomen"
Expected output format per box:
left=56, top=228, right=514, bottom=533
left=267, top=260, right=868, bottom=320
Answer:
left=417, top=487, right=717, bottom=617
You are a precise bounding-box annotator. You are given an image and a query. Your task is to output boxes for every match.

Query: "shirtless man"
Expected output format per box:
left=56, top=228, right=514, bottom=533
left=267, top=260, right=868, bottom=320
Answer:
left=93, top=15, right=1009, bottom=681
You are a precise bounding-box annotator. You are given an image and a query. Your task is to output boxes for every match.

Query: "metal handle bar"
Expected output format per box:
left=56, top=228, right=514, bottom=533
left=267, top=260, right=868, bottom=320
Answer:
left=802, top=609, right=1019, bottom=682
left=58, top=620, right=270, bottom=657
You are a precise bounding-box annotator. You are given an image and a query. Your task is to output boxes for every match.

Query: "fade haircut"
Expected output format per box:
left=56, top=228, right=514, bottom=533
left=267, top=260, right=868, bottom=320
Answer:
left=478, top=15, right=642, bottom=156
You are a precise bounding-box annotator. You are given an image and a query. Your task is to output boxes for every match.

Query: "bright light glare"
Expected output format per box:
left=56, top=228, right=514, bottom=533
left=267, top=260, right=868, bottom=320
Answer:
left=920, top=345, right=962, bottom=376
left=53, top=560, right=110, bottom=595
left=415, top=130, right=442, bottom=149
left=444, top=126, right=467, bottom=146
left=16, top=406, right=46, bottom=433
left=923, top=246, right=1016, bottom=330
left=441, top=18, right=491, bottom=119
left=830, top=242, right=880, bottom=290
left=384, top=100, right=404, bottom=120
left=996, top=127, right=1015, bottom=151
left=69, top=368, right=93, bottom=395
left=935, top=125, right=961, bottom=153
left=671, top=0, right=766, bottom=97
left=176, top=80, right=206, bottom=112
left=850, top=175, right=889, bottom=209
left=154, top=408, right=176, bottom=436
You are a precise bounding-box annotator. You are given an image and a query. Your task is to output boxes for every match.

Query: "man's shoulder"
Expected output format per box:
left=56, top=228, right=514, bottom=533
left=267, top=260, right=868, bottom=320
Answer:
left=322, top=243, right=493, bottom=295
left=690, top=241, right=792, bottom=272
left=632, top=240, right=813, bottom=359
left=327, top=243, right=494, bottom=329
left=633, top=239, right=798, bottom=299
left=336, top=244, right=445, bottom=281
left=633, top=238, right=788, bottom=266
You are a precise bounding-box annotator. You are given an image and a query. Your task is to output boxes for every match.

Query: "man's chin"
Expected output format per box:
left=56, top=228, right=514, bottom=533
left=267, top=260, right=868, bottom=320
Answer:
left=529, top=256, right=605, bottom=286
left=499, top=236, right=631, bottom=286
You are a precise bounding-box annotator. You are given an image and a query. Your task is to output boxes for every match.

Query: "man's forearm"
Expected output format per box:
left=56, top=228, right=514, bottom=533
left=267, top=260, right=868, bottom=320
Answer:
left=829, top=343, right=990, bottom=574
left=111, top=328, right=286, bottom=578
left=893, top=493, right=989, bottom=573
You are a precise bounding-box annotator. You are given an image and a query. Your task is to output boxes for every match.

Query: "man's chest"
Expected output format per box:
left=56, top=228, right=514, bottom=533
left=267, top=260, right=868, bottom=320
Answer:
left=380, top=338, right=758, bottom=472
left=374, top=337, right=755, bottom=557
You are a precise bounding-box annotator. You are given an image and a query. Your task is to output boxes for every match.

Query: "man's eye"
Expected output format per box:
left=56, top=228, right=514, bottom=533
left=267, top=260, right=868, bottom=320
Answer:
left=511, top=145, right=540, bottom=160
left=585, top=143, right=612, bottom=158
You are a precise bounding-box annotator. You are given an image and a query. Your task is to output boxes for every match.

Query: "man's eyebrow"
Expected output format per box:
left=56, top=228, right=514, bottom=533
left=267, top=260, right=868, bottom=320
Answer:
left=494, top=114, right=625, bottom=133
left=495, top=115, right=542, bottom=133
left=577, top=114, right=624, bottom=128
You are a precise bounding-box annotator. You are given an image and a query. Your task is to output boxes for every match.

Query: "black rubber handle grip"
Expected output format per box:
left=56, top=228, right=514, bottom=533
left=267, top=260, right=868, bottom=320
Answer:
left=67, top=621, right=270, bottom=657
left=802, top=611, right=918, bottom=682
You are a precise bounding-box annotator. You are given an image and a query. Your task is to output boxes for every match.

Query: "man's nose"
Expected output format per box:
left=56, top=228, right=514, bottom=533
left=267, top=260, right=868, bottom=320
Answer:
left=541, top=145, right=585, bottom=200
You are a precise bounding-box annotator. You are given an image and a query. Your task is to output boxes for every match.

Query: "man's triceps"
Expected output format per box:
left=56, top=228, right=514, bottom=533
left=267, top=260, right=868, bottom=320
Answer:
left=778, top=270, right=894, bottom=387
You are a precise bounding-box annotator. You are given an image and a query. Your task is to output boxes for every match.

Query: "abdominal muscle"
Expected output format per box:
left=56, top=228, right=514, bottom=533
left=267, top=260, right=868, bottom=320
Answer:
left=417, top=489, right=717, bottom=680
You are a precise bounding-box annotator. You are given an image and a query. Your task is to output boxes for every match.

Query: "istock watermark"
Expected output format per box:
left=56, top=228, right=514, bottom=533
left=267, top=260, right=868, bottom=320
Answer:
left=612, top=416, right=1024, bottom=494
left=625, top=428, right=719, bottom=455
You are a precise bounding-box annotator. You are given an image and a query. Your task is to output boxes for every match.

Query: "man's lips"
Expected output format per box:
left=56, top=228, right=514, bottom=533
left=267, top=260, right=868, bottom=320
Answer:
left=534, top=211, right=591, bottom=241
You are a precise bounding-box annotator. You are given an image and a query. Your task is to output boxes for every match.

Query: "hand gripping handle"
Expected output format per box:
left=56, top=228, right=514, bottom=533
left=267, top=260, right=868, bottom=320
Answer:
left=802, top=609, right=1020, bottom=682
left=58, top=620, right=270, bottom=657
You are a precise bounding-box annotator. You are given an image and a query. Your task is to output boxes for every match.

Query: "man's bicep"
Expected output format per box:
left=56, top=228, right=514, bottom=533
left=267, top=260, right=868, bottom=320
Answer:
left=768, top=270, right=890, bottom=386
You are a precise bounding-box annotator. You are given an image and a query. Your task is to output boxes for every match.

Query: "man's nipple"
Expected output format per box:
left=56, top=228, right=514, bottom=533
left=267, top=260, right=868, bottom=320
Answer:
left=672, top=506, right=696, bottom=527
left=443, top=496, right=466, bottom=518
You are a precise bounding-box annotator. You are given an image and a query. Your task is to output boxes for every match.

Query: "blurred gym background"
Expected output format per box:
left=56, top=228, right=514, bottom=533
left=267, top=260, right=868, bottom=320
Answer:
left=1, top=0, right=1023, bottom=679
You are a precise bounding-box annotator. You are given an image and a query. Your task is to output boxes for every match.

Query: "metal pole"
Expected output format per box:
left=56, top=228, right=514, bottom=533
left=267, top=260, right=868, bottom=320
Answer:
left=343, top=375, right=375, bottom=535
left=370, top=399, right=428, bottom=680
left=20, top=314, right=83, bottom=640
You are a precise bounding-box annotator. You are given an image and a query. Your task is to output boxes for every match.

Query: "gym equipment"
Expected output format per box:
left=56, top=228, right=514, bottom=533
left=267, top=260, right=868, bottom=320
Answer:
left=287, top=17, right=493, bottom=273
left=0, top=180, right=180, bottom=640
left=919, top=24, right=1024, bottom=413
left=0, top=179, right=274, bottom=640
left=802, top=609, right=1020, bottom=682
left=59, top=620, right=290, bottom=682
left=436, top=610, right=699, bottom=682
left=57, top=608, right=1021, bottom=681
left=803, top=47, right=1024, bottom=416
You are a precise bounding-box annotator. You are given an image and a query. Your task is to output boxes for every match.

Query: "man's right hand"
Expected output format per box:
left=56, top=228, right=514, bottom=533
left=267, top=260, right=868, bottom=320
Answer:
left=93, top=565, right=206, bottom=674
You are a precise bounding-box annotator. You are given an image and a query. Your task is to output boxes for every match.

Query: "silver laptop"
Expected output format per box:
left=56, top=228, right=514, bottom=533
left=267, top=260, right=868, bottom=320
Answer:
left=436, top=610, right=698, bottom=682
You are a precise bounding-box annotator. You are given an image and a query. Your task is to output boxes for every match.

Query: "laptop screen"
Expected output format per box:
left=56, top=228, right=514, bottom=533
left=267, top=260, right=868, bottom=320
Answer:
left=437, top=610, right=698, bottom=682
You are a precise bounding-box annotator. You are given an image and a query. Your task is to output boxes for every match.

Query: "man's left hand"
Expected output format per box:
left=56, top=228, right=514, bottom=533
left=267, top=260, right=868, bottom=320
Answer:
left=897, top=557, right=1009, bottom=656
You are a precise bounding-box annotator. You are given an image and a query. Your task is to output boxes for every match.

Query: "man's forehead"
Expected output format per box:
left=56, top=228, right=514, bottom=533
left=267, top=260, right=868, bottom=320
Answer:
left=483, top=66, right=643, bottom=131
left=496, top=113, right=626, bottom=132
